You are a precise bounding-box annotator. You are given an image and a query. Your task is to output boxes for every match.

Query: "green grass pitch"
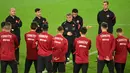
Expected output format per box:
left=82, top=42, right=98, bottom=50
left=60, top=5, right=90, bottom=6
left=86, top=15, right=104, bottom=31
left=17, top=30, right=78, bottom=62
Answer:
left=0, top=0, right=130, bottom=73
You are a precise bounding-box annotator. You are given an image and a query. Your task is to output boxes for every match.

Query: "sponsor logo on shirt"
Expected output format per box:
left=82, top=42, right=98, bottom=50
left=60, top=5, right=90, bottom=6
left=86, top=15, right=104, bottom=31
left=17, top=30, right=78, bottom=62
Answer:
left=117, top=38, right=127, bottom=42
left=1, top=35, right=12, bottom=38
left=100, top=34, right=110, bottom=38
left=77, top=40, right=88, bottom=44
left=102, top=39, right=110, bottom=41
left=27, top=34, right=36, bottom=38
left=79, top=45, right=87, bottom=48
left=54, top=41, right=61, bottom=44
left=39, top=34, right=48, bottom=38
left=65, top=27, right=68, bottom=30
left=54, top=37, right=63, bottom=41
left=77, top=20, right=79, bottom=23
left=107, top=15, right=110, bottom=18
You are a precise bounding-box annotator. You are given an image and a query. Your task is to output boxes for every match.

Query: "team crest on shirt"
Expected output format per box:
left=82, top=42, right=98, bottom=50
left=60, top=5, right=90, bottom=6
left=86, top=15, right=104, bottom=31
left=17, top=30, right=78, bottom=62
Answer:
left=77, top=20, right=79, bottom=23
left=65, top=27, right=68, bottom=30
left=107, top=15, right=110, bottom=18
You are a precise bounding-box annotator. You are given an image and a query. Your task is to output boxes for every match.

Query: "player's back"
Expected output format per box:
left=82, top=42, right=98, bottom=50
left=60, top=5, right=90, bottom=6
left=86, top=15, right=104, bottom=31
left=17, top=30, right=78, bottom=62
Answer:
left=115, top=35, right=129, bottom=63
left=25, top=31, right=38, bottom=60
left=25, top=31, right=37, bottom=49
left=0, top=31, right=18, bottom=60
left=52, top=34, right=67, bottom=50
left=97, top=32, right=114, bottom=56
left=74, top=37, right=91, bottom=63
left=52, top=34, right=68, bottom=62
left=37, top=32, right=53, bottom=56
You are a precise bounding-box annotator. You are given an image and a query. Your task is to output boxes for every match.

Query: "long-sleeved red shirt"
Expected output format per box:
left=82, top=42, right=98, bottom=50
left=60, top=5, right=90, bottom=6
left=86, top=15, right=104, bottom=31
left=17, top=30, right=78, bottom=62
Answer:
left=114, top=35, right=129, bottom=63
left=96, top=32, right=115, bottom=60
left=33, top=32, right=53, bottom=56
left=0, top=31, right=18, bottom=61
left=74, top=37, right=91, bottom=64
left=128, top=40, right=130, bottom=50
left=25, top=31, right=38, bottom=60
left=52, top=34, right=68, bottom=62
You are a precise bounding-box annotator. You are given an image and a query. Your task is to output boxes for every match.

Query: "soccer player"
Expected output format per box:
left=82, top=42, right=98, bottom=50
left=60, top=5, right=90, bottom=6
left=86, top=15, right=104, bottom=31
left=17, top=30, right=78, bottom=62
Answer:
left=97, top=1, right=116, bottom=34
left=61, top=13, right=78, bottom=62
left=52, top=26, right=68, bottom=73
left=72, top=8, right=83, bottom=37
left=33, top=24, right=53, bottom=73
left=0, top=22, right=18, bottom=73
left=96, top=22, right=115, bottom=73
left=5, top=8, right=22, bottom=64
left=33, top=8, right=48, bottom=33
left=24, top=22, right=38, bottom=73
left=0, top=22, right=6, bottom=65
left=114, top=28, right=129, bottom=73
left=73, top=27, right=91, bottom=73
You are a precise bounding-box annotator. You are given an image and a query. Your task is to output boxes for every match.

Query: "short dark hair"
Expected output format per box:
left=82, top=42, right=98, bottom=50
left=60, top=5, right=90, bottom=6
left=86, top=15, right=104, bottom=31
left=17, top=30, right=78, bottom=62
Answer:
left=1, top=22, right=5, bottom=28
left=3, top=22, right=12, bottom=30
left=80, top=27, right=87, bottom=34
left=116, top=28, right=123, bottom=33
left=72, top=8, right=78, bottom=13
left=101, top=22, right=108, bottom=29
left=35, top=8, right=41, bottom=12
left=57, top=26, right=64, bottom=31
left=103, top=0, right=109, bottom=5
left=31, top=21, right=38, bottom=30
left=41, top=24, right=48, bottom=31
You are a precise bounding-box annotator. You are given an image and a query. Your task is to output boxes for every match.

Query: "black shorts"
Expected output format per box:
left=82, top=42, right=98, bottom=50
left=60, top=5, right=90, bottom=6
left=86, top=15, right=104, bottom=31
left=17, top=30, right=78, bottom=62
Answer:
left=74, top=63, right=88, bottom=73
left=37, top=55, right=53, bottom=73
left=53, top=62, right=65, bottom=72
left=115, top=62, right=126, bottom=73
left=1, top=60, right=18, bottom=73
left=97, top=59, right=114, bottom=73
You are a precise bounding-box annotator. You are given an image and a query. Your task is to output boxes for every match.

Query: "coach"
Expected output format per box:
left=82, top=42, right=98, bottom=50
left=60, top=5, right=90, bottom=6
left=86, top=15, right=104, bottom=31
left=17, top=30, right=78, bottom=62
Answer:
left=5, top=8, right=22, bottom=64
left=61, top=13, right=78, bottom=63
left=97, top=1, right=116, bottom=34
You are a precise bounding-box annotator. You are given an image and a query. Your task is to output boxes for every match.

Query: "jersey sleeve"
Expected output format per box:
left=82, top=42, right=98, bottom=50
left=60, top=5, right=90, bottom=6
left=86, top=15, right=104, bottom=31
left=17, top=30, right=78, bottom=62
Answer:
left=96, top=35, right=105, bottom=57
left=127, top=39, right=130, bottom=53
left=89, top=40, right=91, bottom=50
left=111, top=12, right=116, bottom=26
left=108, top=35, right=115, bottom=57
left=32, top=35, right=38, bottom=49
left=49, top=35, right=53, bottom=51
left=5, top=16, right=10, bottom=22
left=61, top=39, right=68, bottom=55
left=13, top=35, right=19, bottom=49
left=61, top=22, right=67, bottom=36
left=97, top=12, right=101, bottom=25
left=24, top=33, right=27, bottom=41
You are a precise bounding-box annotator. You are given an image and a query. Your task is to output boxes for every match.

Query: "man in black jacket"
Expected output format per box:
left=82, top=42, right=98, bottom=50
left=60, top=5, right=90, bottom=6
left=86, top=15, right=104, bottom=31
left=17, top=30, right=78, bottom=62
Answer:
left=97, top=1, right=116, bottom=34
left=5, top=8, right=22, bottom=64
left=72, top=8, right=83, bottom=37
left=61, top=13, right=78, bottom=63
left=33, top=8, right=48, bottom=33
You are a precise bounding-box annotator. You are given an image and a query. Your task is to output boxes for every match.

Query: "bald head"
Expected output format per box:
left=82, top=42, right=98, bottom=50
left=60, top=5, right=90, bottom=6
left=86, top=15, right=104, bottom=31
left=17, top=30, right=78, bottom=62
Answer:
left=10, top=8, right=16, bottom=16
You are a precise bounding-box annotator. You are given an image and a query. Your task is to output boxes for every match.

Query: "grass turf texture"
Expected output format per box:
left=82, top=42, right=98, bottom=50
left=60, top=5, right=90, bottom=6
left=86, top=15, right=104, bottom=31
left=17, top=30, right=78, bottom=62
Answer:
left=0, top=0, right=130, bottom=73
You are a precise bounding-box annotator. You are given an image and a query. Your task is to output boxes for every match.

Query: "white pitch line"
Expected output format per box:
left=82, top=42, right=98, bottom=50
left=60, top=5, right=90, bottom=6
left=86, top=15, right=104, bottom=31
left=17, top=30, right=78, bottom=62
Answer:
left=42, top=51, right=97, bottom=73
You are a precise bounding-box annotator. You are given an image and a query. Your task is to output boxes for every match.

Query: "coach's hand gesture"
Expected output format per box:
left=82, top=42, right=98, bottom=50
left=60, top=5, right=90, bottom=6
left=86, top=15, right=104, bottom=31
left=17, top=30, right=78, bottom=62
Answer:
left=86, top=26, right=92, bottom=29
left=67, top=32, right=72, bottom=36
